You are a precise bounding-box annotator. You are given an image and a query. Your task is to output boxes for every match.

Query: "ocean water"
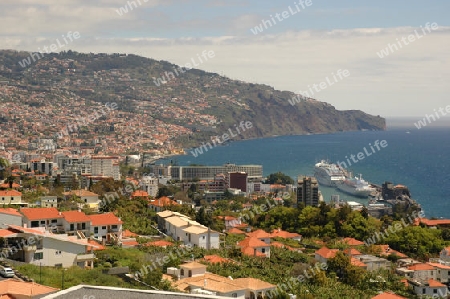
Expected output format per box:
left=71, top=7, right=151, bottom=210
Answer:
left=160, top=126, right=450, bottom=218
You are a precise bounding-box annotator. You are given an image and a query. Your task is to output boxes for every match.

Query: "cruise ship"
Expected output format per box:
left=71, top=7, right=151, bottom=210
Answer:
left=336, top=174, right=375, bottom=198
left=314, top=160, right=347, bottom=187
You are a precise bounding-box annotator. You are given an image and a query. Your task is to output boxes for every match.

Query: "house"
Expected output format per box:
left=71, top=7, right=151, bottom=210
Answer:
left=410, top=278, right=448, bottom=298
left=1, top=225, right=99, bottom=268
left=131, top=190, right=149, bottom=199
left=376, top=245, right=408, bottom=259
left=238, top=237, right=271, bottom=258
left=418, top=218, right=450, bottom=229
left=88, top=213, right=122, bottom=244
left=64, top=189, right=101, bottom=211
left=398, top=263, right=436, bottom=281
left=227, top=227, right=246, bottom=235
left=232, top=278, right=276, bottom=299
left=270, top=228, right=302, bottom=241
left=314, top=247, right=339, bottom=264
left=40, top=196, right=58, bottom=208
left=357, top=255, right=391, bottom=271
left=171, top=263, right=276, bottom=299
left=20, top=207, right=63, bottom=231
left=0, top=190, right=27, bottom=206
left=149, top=196, right=178, bottom=212
left=181, top=225, right=220, bottom=249
left=165, top=216, right=190, bottom=241
left=217, top=215, right=241, bottom=229
left=0, top=207, right=22, bottom=227
left=427, top=262, right=450, bottom=283
left=156, top=210, right=175, bottom=231
left=246, top=229, right=272, bottom=244
left=179, top=261, right=207, bottom=279
left=0, top=279, right=58, bottom=298
left=61, top=210, right=91, bottom=238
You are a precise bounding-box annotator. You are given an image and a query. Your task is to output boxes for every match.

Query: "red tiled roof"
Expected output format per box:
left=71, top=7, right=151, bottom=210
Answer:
left=202, top=255, right=232, bottom=264
left=20, top=207, right=62, bottom=220
left=0, top=183, right=20, bottom=188
left=246, top=229, right=272, bottom=239
left=351, top=257, right=367, bottom=268
left=376, top=245, right=408, bottom=258
left=408, top=263, right=435, bottom=271
left=227, top=227, right=246, bottom=235
left=88, top=213, right=122, bottom=226
left=0, top=190, right=22, bottom=196
left=270, top=229, right=301, bottom=239
left=87, top=240, right=106, bottom=251
left=217, top=216, right=237, bottom=221
left=428, top=279, right=446, bottom=287
left=61, top=210, right=90, bottom=223
left=122, top=240, right=139, bottom=246
left=315, top=247, right=339, bottom=259
left=0, top=279, right=58, bottom=297
left=131, top=190, right=149, bottom=197
left=0, top=208, right=21, bottom=217
left=238, top=237, right=268, bottom=248
left=343, top=237, right=365, bottom=246
left=343, top=248, right=362, bottom=256
left=371, top=292, right=407, bottom=299
left=0, top=229, right=15, bottom=237
left=420, top=218, right=450, bottom=226
left=149, top=196, right=178, bottom=207
left=123, top=229, right=138, bottom=238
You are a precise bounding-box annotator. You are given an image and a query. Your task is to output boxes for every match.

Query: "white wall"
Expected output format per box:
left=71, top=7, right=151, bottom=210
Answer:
left=29, top=237, right=87, bottom=268
left=0, top=213, right=22, bottom=228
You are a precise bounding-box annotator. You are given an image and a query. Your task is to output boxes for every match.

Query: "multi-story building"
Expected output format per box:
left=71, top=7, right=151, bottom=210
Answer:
left=30, top=159, right=54, bottom=175
left=140, top=176, right=159, bottom=197
left=153, top=164, right=262, bottom=181
left=297, top=176, right=319, bottom=207
left=228, top=172, right=248, bottom=193
left=91, top=156, right=120, bottom=180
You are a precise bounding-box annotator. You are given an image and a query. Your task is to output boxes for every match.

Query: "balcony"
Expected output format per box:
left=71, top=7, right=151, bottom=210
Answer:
left=76, top=253, right=95, bottom=261
left=23, top=245, right=37, bottom=251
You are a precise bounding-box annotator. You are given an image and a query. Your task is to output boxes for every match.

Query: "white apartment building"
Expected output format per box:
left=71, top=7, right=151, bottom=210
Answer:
left=91, top=156, right=120, bottom=180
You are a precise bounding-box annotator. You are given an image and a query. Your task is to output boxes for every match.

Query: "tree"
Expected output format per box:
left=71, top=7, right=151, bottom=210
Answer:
left=266, top=172, right=294, bottom=185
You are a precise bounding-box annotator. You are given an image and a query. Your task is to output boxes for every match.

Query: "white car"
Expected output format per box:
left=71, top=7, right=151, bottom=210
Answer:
left=0, top=267, right=14, bottom=278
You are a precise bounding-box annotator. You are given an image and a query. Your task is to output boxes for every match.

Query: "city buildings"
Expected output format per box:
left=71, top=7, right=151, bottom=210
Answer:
left=296, top=176, right=319, bottom=207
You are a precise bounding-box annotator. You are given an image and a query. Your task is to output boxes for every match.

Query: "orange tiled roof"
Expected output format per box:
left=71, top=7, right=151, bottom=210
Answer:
left=246, top=229, right=272, bottom=239
left=315, top=247, right=339, bottom=259
left=0, top=279, right=58, bottom=297
left=131, top=190, right=149, bottom=197
left=270, top=229, right=301, bottom=239
left=122, top=240, right=139, bottom=246
left=351, top=257, right=367, bottom=268
left=149, top=196, right=178, bottom=207
left=343, top=237, right=365, bottom=246
left=428, top=279, right=446, bottom=287
left=420, top=218, right=450, bottom=226
left=0, top=183, right=20, bottom=188
left=371, top=292, right=407, bottom=299
left=0, top=190, right=22, bottom=196
left=0, top=208, right=21, bottom=217
left=376, top=245, right=408, bottom=258
left=408, top=263, right=435, bottom=271
left=203, top=255, right=230, bottom=264
left=227, top=227, right=246, bottom=234
left=88, top=213, right=122, bottom=226
left=238, top=237, right=269, bottom=249
left=271, top=241, right=295, bottom=251
left=343, top=248, right=362, bottom=256
left=123, top=229, right=138, bottom=238
left=87, top=240, right=106, bottom=251
left=61, top=210, right=91, bottom=223
left=0, top=229, right=15, bottom=237
left=20, top=207, right=62, bottom=220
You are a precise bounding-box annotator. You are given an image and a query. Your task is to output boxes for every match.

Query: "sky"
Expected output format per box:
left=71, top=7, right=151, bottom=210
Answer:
left=1, top=0, right=450, bottom=117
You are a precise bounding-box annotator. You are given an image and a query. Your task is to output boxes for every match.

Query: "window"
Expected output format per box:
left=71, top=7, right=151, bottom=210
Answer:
left=262, top=248, right=266, bottom=253
left=34, top=252, right=43, bottom=260
left=180, top=269, right=184, bottom=276
left=40, top=221, right=45, bottom=225
left=112, top=225, right=117, bottom=229
left=10, top=197, right=13, bottom=201
left=31, top=221, right=39, bottom=228
left=422, top=289, right=426, bottom=294
left=434, top=289, right=438, bottom=294
left=70, top=224, right=74, bottom=231
left=82, top=223, right=86, bottom=229
left=231, top=294, right=237, bottom=298
left=202, top=236, right=205, bottom=239
left=1, top=197, right=3, bottom=201
left=188, top=270, right=192, bottom=277
left=54, top=263, right=62, bottom=268
left=51, top=219, right=57, bottom=224
left=84, top=199, right=87, bottom=203
left=102, top=226, right=106, bottom=229
left=55, top=250, right=62, bottom=255
left=94, top=227, right=98, bottom=233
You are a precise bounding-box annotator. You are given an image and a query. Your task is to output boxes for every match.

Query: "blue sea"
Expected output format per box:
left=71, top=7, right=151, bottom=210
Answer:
left=160, top=123, right=450, bottom=218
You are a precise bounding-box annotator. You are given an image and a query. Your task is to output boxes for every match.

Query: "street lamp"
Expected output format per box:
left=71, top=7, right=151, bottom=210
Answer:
left=61, top=269, right=67, bottom=289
